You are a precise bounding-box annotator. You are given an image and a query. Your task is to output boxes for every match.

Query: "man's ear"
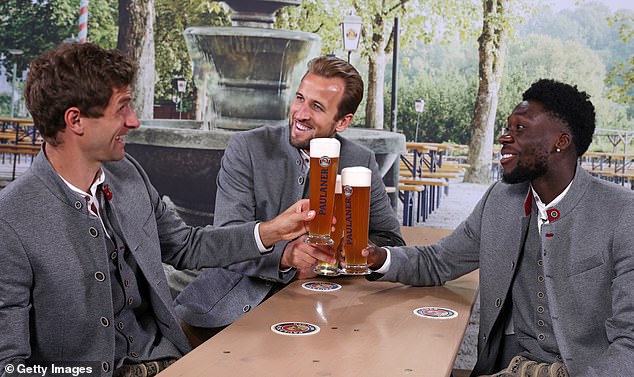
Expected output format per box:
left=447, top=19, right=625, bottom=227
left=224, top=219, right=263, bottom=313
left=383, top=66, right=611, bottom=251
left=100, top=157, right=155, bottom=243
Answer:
left=335, top=114, right=354, bottom=133
left=555, top=131, right=573, bottom=152
left=64, top=107, right=84, bottom=136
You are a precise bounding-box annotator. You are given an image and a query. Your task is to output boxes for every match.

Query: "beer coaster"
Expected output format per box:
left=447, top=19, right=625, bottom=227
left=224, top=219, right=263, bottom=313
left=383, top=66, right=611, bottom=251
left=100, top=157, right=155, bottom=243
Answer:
left=302, top=281, right=342, bottom=292
left=271, top=322, right=321, bottom=336
left=413, top=307, right=458, bottom=319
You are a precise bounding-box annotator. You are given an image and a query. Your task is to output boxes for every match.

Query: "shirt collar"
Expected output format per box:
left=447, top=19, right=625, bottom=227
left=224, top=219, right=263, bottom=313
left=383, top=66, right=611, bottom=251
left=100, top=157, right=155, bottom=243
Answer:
left=530, top=179, right=573, bottom=222
left=59, top=169, right=105, bottom=200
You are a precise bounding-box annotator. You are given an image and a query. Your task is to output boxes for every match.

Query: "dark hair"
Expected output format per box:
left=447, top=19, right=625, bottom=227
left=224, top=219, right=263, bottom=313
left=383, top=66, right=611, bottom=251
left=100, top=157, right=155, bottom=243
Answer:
left=304, top=56, right=364, bottom=120
left=522, top=78, right=595, bottom=156
left=24, top=42, right=136, bottom=145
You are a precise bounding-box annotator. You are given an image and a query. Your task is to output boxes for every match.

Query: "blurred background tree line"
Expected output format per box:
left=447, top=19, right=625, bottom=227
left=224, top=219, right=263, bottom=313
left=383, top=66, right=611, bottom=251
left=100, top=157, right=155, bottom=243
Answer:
left=0, top=0, right=632, bottom=150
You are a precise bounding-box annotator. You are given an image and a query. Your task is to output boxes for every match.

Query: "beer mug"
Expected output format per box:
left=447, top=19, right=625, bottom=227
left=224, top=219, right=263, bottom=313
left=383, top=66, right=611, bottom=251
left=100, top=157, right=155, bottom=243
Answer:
left=314, top=174, right=343, bottom=276
left=341, top=166, right=371, bottom=275
left=305, top=138, right=340, bottom=245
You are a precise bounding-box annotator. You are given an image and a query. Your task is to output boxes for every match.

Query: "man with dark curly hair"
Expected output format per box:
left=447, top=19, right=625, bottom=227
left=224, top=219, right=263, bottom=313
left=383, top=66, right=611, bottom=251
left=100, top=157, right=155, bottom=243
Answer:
left=364, top=79, right=634, bottom=376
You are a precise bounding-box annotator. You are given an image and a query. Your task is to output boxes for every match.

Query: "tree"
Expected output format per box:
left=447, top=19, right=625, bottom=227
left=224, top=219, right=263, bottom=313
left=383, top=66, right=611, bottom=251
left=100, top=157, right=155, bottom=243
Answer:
left=464, top=0, right=536, bottom=184
left=118, top=0, right=156, bottom=119
left=464, top=0, right=511, bottom=183
left=154, top=0, right=230, bottom=114
left=278, top=0, right=479, bottom=130
left=606, top=12, right=634, bottom=106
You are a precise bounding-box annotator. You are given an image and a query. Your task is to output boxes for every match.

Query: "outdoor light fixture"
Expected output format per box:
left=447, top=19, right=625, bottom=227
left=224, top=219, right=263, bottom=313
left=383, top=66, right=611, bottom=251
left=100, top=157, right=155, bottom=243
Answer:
left=341, top=14, right=362, bottom=63
left=415, top=98, right=425, bottom=113
left=176, top=78, right=187, bottom=120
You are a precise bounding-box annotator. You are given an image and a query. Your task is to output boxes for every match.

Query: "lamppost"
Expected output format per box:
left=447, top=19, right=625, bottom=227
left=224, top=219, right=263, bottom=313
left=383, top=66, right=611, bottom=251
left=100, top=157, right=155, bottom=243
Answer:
left=341, top=14, right=362, bottom=63
left=176, top=78, right=187, bottom=120
left=414, top=98, right=425, bottom=142
left=8, top=49, right=23, bottom=118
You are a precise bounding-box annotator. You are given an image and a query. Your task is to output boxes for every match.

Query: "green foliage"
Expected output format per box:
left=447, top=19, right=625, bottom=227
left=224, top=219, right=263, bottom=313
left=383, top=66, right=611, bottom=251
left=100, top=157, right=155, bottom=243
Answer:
left=0, top=94, right=11, bottom=116
left=385, top=41, right=478, bottom=143
left=606, top=12, right=634, bottom=106
left=0, top=0, right=71, bottom=73
left=154, top=0, right=230, bottom=110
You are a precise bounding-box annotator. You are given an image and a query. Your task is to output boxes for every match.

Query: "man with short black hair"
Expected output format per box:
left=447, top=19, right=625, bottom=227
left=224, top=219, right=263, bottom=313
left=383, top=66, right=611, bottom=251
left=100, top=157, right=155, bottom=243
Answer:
left=363, top=79, right=634, bottom=376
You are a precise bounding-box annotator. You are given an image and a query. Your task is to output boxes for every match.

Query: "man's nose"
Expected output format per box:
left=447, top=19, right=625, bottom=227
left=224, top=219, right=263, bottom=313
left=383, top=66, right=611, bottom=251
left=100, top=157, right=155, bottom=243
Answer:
left=127, top=110, right=140, bottom=129
left=294, top=102, right=310, bottom=120
left=498, top=131, right=513, bottom=144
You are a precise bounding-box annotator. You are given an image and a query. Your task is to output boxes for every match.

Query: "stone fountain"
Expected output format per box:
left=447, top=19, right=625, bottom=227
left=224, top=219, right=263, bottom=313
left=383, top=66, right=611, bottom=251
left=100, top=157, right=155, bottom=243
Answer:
left=126, top=0, right=405, bottom=226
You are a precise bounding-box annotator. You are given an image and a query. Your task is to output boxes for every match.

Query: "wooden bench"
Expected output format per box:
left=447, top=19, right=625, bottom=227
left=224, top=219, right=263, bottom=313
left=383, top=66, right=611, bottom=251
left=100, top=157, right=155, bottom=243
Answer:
left=0, top=143, right=41, bottom=179
left=398, top=184, right=426, bottom=226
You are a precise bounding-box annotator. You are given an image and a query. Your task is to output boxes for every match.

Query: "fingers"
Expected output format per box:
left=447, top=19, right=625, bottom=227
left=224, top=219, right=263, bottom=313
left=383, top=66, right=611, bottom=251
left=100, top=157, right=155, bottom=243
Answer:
left=281, top=237, right=337, bottom=272
left=361, top=245, right=387, bottom=269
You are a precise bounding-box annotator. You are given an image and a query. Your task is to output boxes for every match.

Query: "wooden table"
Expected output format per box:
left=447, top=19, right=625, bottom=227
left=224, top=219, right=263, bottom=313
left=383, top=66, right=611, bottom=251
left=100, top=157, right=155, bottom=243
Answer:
left=158, top=227, right=479, bottom=377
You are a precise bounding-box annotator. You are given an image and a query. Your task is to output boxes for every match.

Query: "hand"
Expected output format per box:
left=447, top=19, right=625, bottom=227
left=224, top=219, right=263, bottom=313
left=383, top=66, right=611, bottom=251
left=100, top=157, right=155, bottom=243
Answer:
left=258, top=199, right=315, bottom=247
left=280, top=235, right=337, bottom=278
left=361, top=244, right=388, bottom=270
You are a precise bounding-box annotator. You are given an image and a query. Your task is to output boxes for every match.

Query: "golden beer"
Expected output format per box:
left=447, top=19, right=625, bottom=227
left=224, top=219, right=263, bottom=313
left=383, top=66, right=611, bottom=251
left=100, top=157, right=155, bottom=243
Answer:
left=314, top=175, right=343, bottom=276
left=341, top=167, right=372, bottom=275
left=305, top=138, right=340, bottom=245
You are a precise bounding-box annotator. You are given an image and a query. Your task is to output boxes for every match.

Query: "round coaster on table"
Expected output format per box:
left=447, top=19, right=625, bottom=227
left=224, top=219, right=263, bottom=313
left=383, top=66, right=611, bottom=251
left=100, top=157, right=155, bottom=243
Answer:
left=271, top=322, right=321, bottom=336
left=413, top=307, right=458, bottom=319
left=302, top=281, right=342, bottom=292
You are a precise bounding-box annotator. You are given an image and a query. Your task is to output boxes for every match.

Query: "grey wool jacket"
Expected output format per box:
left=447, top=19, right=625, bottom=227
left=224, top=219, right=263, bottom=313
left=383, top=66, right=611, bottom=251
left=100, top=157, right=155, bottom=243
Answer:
left=0, top=150, right=268, bottom=376
left=377, top=165, right=634, bottom=376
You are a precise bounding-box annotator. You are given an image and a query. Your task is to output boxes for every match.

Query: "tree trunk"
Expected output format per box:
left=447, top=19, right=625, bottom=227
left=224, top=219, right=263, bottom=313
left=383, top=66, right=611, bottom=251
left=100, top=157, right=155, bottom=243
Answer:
left=117, top=0, right=155, bottom=120
left=365, top=51, right=386, bottom=129
left=464, top=0, right=509, bottom=184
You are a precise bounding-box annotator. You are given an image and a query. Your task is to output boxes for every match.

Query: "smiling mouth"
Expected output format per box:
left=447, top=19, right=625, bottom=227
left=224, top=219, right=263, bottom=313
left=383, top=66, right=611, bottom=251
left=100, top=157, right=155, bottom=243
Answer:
left=294, top=120, right=312, bottom=132
left=115, top=135, right=126, bottom=142
left=499, top=153, right=516, bottom=164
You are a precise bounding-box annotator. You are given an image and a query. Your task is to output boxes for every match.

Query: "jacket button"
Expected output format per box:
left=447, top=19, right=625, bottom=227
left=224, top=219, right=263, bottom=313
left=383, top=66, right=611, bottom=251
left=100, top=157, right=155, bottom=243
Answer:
left=100, top=317, right=109, bottom=327
left=242, top=305, right=251, bottom=313
left=538, top=333, right=545, bottom=341
left=298, top=176, right=305, bottom=185
left=118, top=322, right=124, bottom=330
left=131, top=352, right=138, bottom=358
left=89, top=227, right=99, bottom=238
left=495, top=298, right=502, bottom=307
left=74, top=201, right=83, bottom=209
left=537, top=306, right=544, bottom=314
left=296, top=159, right=301, bottom=166
left=101, top=362, right=110, bottom=372
left=94, top=272, right=105, bottom=282
left=128, top=297, right=134, bottom=305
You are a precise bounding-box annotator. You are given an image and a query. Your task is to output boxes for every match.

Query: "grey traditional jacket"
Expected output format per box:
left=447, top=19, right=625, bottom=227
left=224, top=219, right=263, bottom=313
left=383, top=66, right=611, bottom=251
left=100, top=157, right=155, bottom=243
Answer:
left=173, top=125, right=404, bottom=327
left=0, top=151, right=267, bottom=376
left=377, top=166, right=634, bottom=376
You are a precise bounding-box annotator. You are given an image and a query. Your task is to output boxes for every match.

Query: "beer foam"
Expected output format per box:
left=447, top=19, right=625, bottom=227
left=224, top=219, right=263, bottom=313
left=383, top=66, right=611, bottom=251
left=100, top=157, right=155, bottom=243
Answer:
left=341, top=166, right=371, bottom=186
left=310, top=138, right=340, bottom=157
left=335, top=174, right=342, bottom=194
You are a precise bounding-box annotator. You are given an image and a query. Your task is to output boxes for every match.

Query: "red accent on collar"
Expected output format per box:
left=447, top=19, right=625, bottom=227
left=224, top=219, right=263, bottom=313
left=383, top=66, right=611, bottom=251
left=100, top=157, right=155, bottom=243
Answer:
left=102, top=184, right=113, bottom=201
left=546, top=208, right=560, bottom=222
left=524, top=190, right=533, bottom=216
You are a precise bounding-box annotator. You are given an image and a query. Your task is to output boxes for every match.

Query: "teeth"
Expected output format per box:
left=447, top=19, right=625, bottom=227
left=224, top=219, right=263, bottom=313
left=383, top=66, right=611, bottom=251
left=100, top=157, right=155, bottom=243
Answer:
left=295, top=121, right=310, bottom=131
left=116, top=135, right=125, bottom=142
left=502, top=154, right=513, bottom=158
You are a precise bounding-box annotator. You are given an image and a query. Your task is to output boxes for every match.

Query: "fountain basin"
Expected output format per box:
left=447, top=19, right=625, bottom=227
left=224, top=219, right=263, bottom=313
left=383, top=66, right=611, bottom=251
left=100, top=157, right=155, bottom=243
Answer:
left=127, top=121, right=405, bottom=226
left=185, top=27, right=320, bottom=130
